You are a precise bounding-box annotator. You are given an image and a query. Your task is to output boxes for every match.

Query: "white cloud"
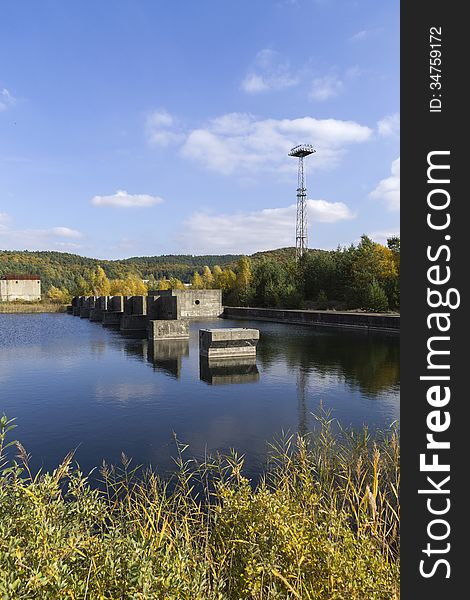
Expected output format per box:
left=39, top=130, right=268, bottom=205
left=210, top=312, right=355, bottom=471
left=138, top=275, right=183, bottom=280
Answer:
left=146, top=109, right=184, bottom=146
left=53, top=241, right=83, bottom=248
left=0, top=88, right=16, bottom=112
left=309, top=75, right=343, bottom=101
left=0, top=221, right=84, bottom=251
left=49, top=226, right=82, bottom=239
left=181, top=113, right=372, bottom=175
left=368, top=230, right=400, bottom=246
left=350, top=30, right=369, bottom=42
left=241, top=49, right=298, bottom=94
left=377, top=113, right=400, bottom=137
left=91, top=190, right=164, bottom=208
left=369, top=158, right=400, bottom=211
left=241, top=73, right=270, bottom=94
left=179, top=199, right=354, bottom=254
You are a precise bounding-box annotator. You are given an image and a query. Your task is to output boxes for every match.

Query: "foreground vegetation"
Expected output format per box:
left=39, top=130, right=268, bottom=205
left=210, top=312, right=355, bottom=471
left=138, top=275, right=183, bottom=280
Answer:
left=0, top=414, right=399, bottom=599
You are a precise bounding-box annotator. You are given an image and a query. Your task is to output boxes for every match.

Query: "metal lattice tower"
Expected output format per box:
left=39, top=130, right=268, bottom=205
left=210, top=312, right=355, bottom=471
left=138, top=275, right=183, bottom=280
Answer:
left=288, top=144, right=315, bottom=260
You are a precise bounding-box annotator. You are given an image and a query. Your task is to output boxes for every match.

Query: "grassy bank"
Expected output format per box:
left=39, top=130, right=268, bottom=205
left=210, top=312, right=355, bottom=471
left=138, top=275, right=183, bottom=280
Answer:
left=0, top=415, right=399, bottom=599
left=0, top=302, right=66, bottom=314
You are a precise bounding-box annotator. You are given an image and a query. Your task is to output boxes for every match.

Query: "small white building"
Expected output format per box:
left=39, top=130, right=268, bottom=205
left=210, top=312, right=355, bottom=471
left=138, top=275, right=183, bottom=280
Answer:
left=0, top=275, right=41, bottom=301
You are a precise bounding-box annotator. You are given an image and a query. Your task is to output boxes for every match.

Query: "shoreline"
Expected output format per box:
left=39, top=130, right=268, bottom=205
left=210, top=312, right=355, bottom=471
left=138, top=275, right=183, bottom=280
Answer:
left=223, top=306, right=400, bottom=333
left=0, top=302, right=67, bottom=314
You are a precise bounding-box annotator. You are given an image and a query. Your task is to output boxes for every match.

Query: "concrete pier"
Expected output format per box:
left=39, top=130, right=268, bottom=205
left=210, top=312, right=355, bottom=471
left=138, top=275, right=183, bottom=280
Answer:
left=123, top=295, right=147, bottom=316
left=89, top=296, right=109, bottom=322
left=148, top=289, right=222, bottom=319
left=102, top=311, right=123, bottom=327
left=117, top=296, right=150, bottom=334
left=199, top=328, right=259, bottom=360
left=80, top=296, right=96, bottom=318
left=108, top=296, right=126, bottom=312
left=148, top=319, right=189, bottom=340
left=89, top=308, right=105, bottom=322
left=120, top=314, right=148, bottom=335
left=72, top=295, right=85, bottom=316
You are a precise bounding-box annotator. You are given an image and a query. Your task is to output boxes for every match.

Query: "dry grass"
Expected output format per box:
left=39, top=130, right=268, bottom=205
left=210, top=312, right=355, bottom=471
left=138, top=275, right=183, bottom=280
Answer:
left=0, top=413, right=399, bottom=599
left=0, top=302, right=66, bottom=314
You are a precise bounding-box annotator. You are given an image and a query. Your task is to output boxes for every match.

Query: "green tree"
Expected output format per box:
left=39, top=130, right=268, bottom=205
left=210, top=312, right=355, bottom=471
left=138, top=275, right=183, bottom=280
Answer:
left=73, top=273, right=93, bottom=296
left=212, top=265, right=224, bottom=288
left=316, top=289, right=328, bottom=310
left=202, top=266, right=214, bottom=289
left=350, top=235, right=398, bottom=310
left=301, top=251, right=337, bottom=302
left=234, top=256, right=252, bottom=305
left=364, top=279, right=389, bottom=312
left=109, top=274, right=147, bottom=295
left=47, top=286, right=71, bottom=304
left=250, top=258, right=301, bottom=308
left=191, top=271, right=204, bottom=289
left=154, top=279, right=171, bottom=291
left=91, top=266, right=111, bottom=296
left=168, top=277, right=186, bottom=290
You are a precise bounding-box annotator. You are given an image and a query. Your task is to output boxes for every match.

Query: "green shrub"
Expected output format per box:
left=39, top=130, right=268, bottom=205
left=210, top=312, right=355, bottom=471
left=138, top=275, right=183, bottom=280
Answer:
left=364, top=279, right=389, bottom=313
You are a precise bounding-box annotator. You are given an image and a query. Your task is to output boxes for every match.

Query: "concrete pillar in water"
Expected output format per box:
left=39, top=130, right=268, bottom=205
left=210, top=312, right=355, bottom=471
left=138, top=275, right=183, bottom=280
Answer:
left=199, top=328, right=259, bottom=360
left=148, top=319, right=189, bottom=340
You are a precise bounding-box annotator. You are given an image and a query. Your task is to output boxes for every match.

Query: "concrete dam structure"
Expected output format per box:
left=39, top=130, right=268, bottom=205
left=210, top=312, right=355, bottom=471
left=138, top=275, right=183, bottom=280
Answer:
left=70, top=289, right=223, bottom=340
left=69, top=290, right=261, bottom=386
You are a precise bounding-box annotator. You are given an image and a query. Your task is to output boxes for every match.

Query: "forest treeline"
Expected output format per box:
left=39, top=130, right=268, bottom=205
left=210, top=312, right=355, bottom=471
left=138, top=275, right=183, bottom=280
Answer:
left=1, top=235, right=399, bottom=312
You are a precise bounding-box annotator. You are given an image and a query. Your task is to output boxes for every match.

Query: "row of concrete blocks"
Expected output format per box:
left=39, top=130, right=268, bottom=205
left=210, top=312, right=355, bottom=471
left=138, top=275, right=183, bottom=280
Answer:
left=68, top=295, right=260, bottom=359
left=69, top=295, right=191, bottom=340
left=71, top=289, right=223, bottom=320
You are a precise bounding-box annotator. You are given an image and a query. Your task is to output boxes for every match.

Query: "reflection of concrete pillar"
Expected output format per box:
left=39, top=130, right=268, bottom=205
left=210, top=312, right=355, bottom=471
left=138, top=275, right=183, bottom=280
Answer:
left=199, top=356, right=259, bottom=385
left=147, top=339, right=189, bottom=378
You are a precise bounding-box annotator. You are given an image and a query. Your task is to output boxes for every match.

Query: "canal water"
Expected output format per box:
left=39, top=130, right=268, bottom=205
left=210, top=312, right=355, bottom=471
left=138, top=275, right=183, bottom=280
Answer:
left=0, top=313, right=399, bottom=480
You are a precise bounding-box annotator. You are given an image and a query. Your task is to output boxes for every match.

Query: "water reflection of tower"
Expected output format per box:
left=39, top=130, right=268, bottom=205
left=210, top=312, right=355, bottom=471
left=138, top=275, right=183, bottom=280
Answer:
left=297, top=367, right=309, bottom=437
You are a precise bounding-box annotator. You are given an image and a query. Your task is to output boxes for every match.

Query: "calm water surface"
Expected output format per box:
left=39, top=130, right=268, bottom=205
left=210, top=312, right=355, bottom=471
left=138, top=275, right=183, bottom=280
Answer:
left=0, top=313, right=399, bottom=479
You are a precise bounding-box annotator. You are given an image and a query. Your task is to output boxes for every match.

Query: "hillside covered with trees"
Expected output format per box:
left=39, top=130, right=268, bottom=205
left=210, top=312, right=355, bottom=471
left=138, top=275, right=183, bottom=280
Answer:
left=0, top=236, right=400, bottom=312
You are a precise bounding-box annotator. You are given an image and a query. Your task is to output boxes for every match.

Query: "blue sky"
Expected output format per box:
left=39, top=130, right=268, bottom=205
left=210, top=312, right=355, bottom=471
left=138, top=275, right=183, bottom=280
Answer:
left=0, top=0, right=399, bottom=259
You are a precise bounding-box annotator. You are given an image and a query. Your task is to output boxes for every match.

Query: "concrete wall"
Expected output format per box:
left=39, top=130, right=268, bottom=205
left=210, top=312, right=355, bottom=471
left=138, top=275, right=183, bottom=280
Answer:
left=223, top=307, right=400, bottom=333
left=158, top=295, right=179, bottom=320
left=108, top=296, right=126, bottom=312
left=120, top=314, right=148, bottom=334
left=0, top=279, right=41, bottom=301
left=172, top=289, right=222, bottom=318
left=149, top=289, right=222, bottom=319
left=148, top=319, right=189, bottom=340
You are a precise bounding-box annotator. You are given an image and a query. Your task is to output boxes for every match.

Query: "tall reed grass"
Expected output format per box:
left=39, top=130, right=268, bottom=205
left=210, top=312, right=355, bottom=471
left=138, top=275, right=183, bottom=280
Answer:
left=0, top=413, right=399, bottom=599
